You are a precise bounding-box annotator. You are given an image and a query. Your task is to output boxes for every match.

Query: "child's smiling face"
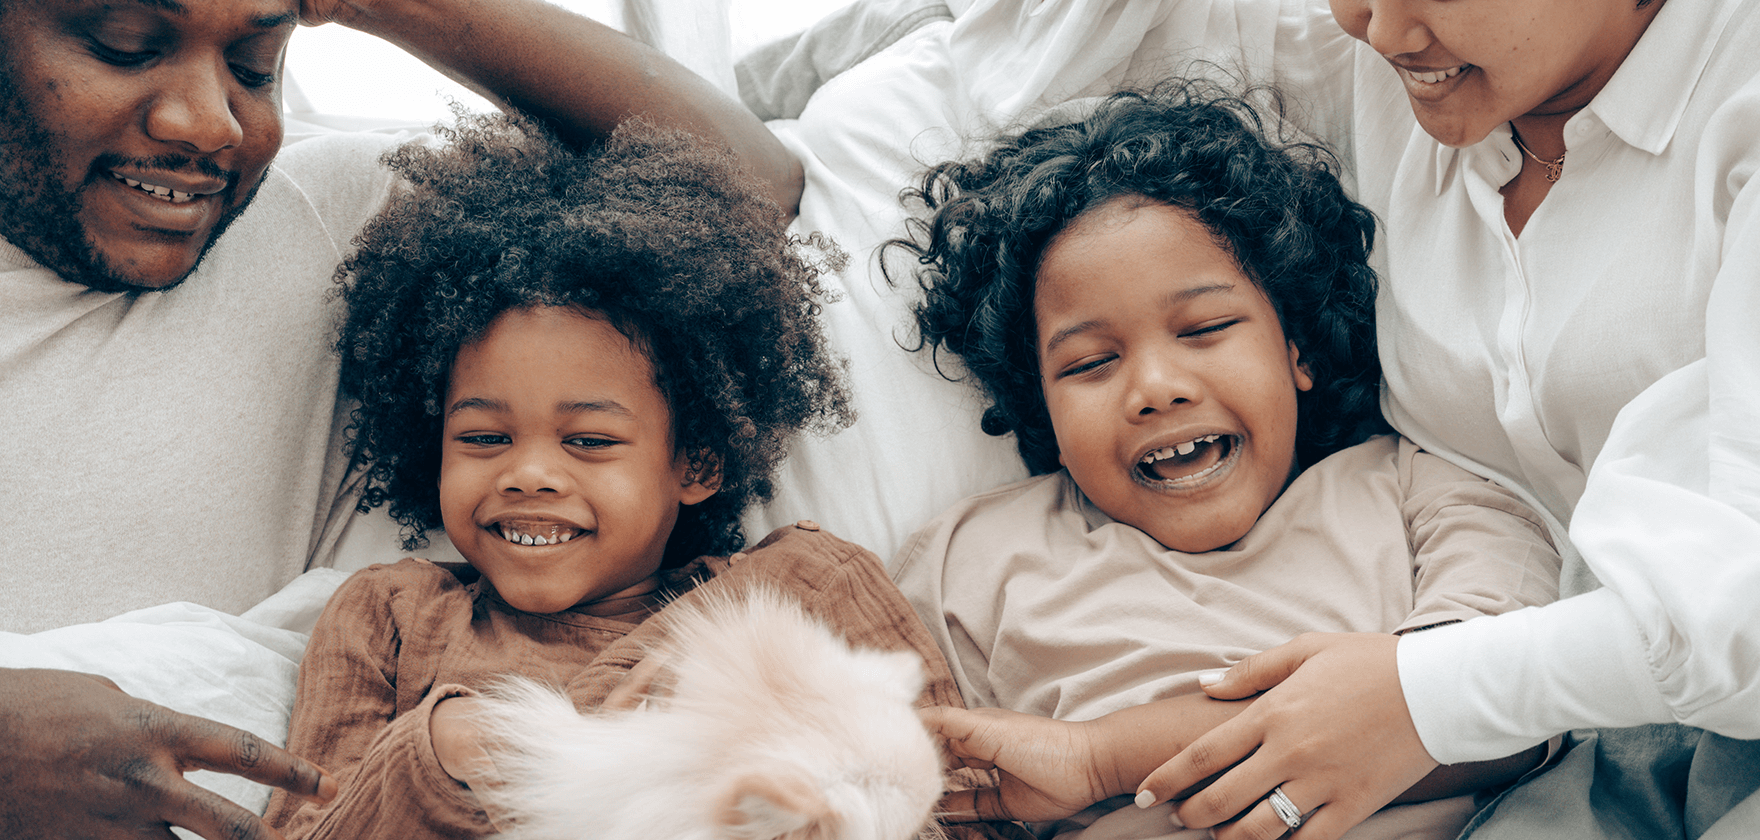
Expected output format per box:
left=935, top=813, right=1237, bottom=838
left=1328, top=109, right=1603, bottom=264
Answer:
left=440, top=306, right=718, bottom=613
left=1034, top=199, right=1312, bottom=553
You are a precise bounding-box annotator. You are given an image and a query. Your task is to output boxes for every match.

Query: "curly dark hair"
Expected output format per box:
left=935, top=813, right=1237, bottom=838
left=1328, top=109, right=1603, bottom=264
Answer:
left=337, top=111, right=851, bottom=566
left=887, top=77, right=1389, bottom=475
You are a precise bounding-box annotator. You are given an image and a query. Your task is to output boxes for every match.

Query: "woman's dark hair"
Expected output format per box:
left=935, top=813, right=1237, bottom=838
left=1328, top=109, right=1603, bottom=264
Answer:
left=337, top=111, right=851, bottom=566
left=887, top=77, right=1389, bottom=475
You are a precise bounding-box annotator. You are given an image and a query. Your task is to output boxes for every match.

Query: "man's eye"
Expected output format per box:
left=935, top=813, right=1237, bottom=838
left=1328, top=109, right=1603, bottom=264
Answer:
left=89, top=41, right=155, bottom=67
left=231, top=64, right=274, bottom=88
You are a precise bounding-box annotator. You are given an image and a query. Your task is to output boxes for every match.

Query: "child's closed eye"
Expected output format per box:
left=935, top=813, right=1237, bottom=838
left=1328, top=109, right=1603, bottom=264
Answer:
left=456, top=433, right=511, bottom=447
left=1057, top=355, right=1117, bottom=379
left=1181, top=319, right=1240, bottom=340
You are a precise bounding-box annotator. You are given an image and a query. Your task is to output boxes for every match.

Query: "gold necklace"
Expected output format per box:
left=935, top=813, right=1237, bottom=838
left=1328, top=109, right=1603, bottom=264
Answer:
left=1509, top=125, right=1565, bottom=182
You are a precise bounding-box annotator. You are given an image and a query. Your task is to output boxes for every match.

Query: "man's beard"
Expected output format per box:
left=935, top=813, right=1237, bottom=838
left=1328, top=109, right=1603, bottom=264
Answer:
left=0, top=54, right=261, bottom=294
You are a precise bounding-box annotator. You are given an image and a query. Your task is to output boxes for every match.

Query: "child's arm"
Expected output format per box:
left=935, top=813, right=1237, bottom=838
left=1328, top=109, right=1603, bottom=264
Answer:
left=929, top=669, right=1546, bottom=824
left=923, top=693, right=1253, bottom=823
left=299, top=0, right=802, bottom=216
left=265, top=562, right=493, bottom=839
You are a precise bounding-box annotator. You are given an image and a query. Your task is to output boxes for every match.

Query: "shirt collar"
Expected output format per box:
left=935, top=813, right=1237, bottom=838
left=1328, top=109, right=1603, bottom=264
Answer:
left=1589, top=0, right=1745, bottom=156
left=1428, top=0, right=1741, bottom=194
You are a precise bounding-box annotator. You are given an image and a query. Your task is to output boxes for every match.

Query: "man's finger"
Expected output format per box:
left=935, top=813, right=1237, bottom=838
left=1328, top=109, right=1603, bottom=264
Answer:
left=159, top=773, right=291, bottom=840
left=1200, top=635, right=1327, bottom=701
left=155, top=707, right=335, bottom=804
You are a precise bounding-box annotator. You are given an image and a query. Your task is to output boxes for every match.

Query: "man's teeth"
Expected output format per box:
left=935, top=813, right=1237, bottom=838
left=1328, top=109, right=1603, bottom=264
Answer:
left=1408, top=65, right=1465, bottom=84
left=1141, top=434, right=1223, bottom=464
left=498, top=524, right=578, bottom=546
left=111, top=172, right=198, bottom=203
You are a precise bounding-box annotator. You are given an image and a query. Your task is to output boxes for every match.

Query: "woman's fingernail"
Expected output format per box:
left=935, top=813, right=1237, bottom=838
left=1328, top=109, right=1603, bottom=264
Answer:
left=1135, top=789, right=1158, bottom=809
left=1197, top=669, right=1226, bottom=687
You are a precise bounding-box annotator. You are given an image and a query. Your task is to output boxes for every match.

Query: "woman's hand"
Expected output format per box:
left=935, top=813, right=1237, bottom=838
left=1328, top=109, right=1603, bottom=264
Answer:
left=921, top=706, right=1112, bottom=823
left=1136, top=634, right=1438, bottom=840
left=0, top=667, right=336, bottom=840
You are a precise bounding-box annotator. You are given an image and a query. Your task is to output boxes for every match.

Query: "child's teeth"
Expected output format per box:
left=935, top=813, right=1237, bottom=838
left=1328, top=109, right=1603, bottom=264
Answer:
left=1176, top=440, right=1196, bottom=456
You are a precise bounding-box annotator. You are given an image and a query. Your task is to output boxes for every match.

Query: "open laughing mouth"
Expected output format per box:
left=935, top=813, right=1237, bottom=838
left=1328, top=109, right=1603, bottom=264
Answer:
left=493, top=521, right=587, bottom=546
left=1135, top=434, right=1239, bottom=486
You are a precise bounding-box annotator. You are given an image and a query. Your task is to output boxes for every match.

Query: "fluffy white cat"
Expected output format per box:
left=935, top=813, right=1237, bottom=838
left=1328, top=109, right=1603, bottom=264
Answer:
left=470, top=584, right=947, bottom=840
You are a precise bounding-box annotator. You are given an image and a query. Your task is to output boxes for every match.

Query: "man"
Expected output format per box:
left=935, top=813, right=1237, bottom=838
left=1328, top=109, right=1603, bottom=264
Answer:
left=0, top=0, right=798, bottom=836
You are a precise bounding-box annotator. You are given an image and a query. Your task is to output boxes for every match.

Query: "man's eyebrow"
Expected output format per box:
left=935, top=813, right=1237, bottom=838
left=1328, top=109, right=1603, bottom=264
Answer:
left=120, top=0, right=297, bottom=29
left=1041, top=283, right=1238, bottom=356
left=250, top=11, right=299, bottom=29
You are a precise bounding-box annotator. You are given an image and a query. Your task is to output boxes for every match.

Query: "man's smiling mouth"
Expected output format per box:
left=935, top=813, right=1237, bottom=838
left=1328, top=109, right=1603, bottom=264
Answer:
left=108, top=170, right=213, bottom=204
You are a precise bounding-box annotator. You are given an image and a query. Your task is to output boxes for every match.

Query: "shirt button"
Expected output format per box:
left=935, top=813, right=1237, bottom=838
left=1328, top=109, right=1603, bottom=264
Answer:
left=794, top=519, right=821, bottom=531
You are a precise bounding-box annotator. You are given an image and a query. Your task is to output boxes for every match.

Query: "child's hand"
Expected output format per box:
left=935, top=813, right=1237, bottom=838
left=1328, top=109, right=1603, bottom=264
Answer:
left=431, top=696, right=495, bottom=786
left=921, top=706, right=1111, bottom=823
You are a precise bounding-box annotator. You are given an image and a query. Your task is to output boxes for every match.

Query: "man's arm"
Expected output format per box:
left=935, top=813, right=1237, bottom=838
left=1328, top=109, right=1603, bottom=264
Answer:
left=300, top=0, right=804, bottom=217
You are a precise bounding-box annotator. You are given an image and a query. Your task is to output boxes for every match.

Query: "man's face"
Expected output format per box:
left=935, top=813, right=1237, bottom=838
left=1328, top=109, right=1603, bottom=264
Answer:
left=0, top=0, right=296, bottom=293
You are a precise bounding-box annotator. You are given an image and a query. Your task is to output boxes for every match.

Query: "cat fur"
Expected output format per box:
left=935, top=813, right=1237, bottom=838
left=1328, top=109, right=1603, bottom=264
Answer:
left=471, top=584, right=947, bottom=840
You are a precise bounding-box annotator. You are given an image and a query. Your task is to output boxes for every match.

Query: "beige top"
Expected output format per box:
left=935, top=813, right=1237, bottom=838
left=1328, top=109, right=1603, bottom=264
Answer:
left=892, top=435, right=1562, bottom=722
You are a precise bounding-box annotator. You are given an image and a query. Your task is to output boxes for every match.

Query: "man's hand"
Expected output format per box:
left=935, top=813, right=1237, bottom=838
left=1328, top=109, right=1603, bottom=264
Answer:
left=1135, top=634, right=1437, bottom=840
left=921, top=706, right=1113, bottom=823
left=0, top=668, right=336, bottom=840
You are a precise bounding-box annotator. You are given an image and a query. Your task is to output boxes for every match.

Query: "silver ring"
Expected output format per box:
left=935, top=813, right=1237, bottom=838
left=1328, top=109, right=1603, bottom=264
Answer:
left=1267, top=785, right=1304, bottom=831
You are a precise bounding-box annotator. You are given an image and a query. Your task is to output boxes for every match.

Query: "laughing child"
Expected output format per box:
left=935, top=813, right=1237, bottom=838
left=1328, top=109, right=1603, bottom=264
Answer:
left=262, top=112, right=969, bottom=840
left=888, top=80, right=1563, bottom=840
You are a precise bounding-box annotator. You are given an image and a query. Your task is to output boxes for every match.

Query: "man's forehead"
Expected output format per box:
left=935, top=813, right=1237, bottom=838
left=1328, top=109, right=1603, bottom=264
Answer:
left=61, top=0, right=299, bottom=29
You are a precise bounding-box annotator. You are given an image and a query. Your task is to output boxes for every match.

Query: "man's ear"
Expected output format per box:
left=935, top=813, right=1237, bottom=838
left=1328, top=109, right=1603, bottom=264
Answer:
left=680, top=450, right=722, bottom=506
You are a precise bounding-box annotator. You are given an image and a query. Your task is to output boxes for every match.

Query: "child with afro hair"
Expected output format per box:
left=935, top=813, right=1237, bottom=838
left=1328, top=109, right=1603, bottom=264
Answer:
left=266, top=112, right=972, bottom=840
left=887, top=80, right=1565, bottom=839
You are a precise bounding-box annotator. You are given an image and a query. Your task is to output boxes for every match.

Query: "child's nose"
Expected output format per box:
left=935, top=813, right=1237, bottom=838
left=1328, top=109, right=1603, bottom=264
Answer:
left=1129, top=356, right=1203, bottom=416
left=498, top=443, right=570, bottom=494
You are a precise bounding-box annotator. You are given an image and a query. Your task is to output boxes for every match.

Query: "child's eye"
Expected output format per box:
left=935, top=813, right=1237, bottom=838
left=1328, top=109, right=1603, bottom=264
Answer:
left=456, top=433, right=509, bottom=447
left=1058, top=355, right=1115, bottom=378
left=565, top=436, right=617, bottom=450
left=1183, top=319, right=1239, bottom=339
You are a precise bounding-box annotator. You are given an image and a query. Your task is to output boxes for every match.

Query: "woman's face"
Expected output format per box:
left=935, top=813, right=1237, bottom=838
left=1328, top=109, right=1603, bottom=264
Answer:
left=1329, top=0, right=1665, bottom=147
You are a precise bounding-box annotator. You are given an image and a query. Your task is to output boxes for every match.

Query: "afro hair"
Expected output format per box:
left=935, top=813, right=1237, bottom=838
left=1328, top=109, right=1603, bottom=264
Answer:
left=337, top=111, right=851, bottom=566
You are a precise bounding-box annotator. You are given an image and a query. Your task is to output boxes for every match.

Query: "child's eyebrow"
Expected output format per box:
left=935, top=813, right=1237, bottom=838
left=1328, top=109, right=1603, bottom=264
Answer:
left=1041, top=283, right=1238, bottom=355
left=444, top=397, right=637, bottom=419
